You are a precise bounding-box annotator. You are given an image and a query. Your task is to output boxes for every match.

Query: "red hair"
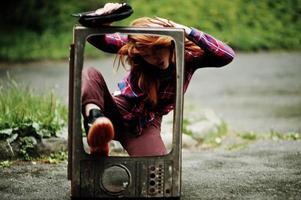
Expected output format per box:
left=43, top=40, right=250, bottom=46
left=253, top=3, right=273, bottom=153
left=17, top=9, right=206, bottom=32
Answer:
left=116, top=17, right=203, bottom=106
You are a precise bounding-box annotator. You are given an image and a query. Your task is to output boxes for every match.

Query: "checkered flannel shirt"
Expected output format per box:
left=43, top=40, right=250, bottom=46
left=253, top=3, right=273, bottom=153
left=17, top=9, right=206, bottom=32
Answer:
left=93, top=27, right=235, bottom=134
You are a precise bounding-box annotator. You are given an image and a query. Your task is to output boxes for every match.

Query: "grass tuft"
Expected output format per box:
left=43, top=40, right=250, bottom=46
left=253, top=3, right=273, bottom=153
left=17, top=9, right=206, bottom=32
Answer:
left=0, top=160, right=12, bottom=168
left=0, top=75, right=67, bottom=138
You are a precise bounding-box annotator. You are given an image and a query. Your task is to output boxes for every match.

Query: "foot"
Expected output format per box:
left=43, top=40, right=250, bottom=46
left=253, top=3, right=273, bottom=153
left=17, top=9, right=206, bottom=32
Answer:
left=84, top=109, right=114, bottom=156
left=87, top=117, right=114, bottom=156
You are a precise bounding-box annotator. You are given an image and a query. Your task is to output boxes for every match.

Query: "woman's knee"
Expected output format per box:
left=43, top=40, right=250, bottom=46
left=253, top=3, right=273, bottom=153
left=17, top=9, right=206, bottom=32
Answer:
left=122, top=127, right=167, bottom=156
left=82, top=67, right=105, bottom=82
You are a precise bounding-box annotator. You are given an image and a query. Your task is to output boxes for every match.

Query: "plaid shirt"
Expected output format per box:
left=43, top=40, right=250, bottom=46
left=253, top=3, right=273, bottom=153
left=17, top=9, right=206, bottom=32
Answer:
left=93, top=27, right=235, bottom=134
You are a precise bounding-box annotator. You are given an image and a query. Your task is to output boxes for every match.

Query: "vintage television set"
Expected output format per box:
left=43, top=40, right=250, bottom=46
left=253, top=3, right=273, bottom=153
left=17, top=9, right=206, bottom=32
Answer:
left=68, top=26, right=185, bottom=199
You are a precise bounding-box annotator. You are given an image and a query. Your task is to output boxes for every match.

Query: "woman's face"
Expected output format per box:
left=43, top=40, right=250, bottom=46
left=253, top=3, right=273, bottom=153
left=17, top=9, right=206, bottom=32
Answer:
left=139, top=45, right=172, bottom=70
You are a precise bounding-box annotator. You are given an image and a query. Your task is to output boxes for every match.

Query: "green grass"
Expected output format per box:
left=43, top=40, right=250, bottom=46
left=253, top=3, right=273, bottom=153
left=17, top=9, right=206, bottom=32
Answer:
left=226, top=143, right=248, bottom=151
left=182, top=118, right=193, bottom=136
left=238, top=130, right=301, bottom=141
left=226, top=130, right=301, bottom=151
left=268, top=130, right=300, bottom=141
left=0, top=76, right=68, bottom=160
left=182, top=115, right=301, bottom=151
left=0, top=29, right=108, bottom=61
left=0, top=160, right=12, bottom=168
left=200, top=121, right=228, bottom=148
left=239, top=131, right=257, bottom=141
left=38, top=151, right=68, bottom=164
left=0, top=151, right=68, bottom=165
left=0, top=76, right=67, bottom=138
left=182, top=116, right=229, bottom=148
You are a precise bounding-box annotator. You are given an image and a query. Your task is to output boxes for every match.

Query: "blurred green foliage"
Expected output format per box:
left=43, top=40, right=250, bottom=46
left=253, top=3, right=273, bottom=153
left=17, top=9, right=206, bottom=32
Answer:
left=124, top=0, right=301, bottom=51
left=0, top=0, right=109, bottom=32
left=0, top=0, right=300, bottom=61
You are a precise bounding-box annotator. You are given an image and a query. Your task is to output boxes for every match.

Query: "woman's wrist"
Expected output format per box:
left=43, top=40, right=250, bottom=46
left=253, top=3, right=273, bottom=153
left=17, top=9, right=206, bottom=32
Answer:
left=173, top=23, right=192, bottom=35
left=183, top=26, right=192, bottom=36
left=150, top=17, right=192, bottom=35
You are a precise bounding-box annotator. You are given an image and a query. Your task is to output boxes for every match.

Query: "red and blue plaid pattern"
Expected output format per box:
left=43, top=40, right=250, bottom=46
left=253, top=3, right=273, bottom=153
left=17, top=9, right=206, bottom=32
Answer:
left=93, top=27, right=235, bottom=133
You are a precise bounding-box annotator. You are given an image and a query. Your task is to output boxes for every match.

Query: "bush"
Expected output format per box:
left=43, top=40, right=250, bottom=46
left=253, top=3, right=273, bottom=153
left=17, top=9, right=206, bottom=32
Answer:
left=0, top=0, right=300, bottom=61
left=124, top=0, right=301, bottom=51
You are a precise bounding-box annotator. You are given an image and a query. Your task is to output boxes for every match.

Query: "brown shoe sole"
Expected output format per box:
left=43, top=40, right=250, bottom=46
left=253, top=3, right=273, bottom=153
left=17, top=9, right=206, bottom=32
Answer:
left=87, top=117, right=114, bottom=155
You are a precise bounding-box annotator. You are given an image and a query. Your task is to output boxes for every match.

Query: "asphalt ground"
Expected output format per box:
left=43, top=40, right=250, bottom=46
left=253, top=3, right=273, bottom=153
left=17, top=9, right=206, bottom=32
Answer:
left=1, top=140, right=300, bottom=200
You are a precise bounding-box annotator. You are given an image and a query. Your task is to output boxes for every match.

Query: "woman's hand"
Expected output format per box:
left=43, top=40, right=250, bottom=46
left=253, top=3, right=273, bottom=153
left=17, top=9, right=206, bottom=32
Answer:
left=148, top=17, right=192, bottom=35
left=148, top=17, right=174, bottom=27
left=95, top=3, right=125, bottom=15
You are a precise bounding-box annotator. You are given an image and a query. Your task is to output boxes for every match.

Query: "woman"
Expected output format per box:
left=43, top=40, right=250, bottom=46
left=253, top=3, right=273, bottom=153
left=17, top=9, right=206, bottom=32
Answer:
left=82, top=3, right=235, bottom=157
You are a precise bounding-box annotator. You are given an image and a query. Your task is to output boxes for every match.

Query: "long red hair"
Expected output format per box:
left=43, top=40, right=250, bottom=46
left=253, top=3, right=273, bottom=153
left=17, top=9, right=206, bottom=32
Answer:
left=116, top=17, right=203, bottom=106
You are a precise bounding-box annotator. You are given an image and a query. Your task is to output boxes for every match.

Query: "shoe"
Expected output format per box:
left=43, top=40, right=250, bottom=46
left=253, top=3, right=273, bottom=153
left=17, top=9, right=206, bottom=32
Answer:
left=84, top=109, right=115, bottom=156
left=84, top=109, right=104, bottom=134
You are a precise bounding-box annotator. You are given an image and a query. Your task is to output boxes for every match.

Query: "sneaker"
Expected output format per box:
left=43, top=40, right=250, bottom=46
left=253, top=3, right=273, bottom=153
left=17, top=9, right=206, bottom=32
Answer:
left=84, top=109, right=115, bottom=156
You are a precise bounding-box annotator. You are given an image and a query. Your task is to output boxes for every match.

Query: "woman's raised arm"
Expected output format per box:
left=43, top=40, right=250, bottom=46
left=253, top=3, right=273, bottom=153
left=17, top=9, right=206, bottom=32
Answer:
left=86, top=3, right=128, bottom=54
left=148, top=17, right=235, bottom=68
left=187, top=28, right=235, bottom=68
left=87, top=34, right=128, bottom=54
